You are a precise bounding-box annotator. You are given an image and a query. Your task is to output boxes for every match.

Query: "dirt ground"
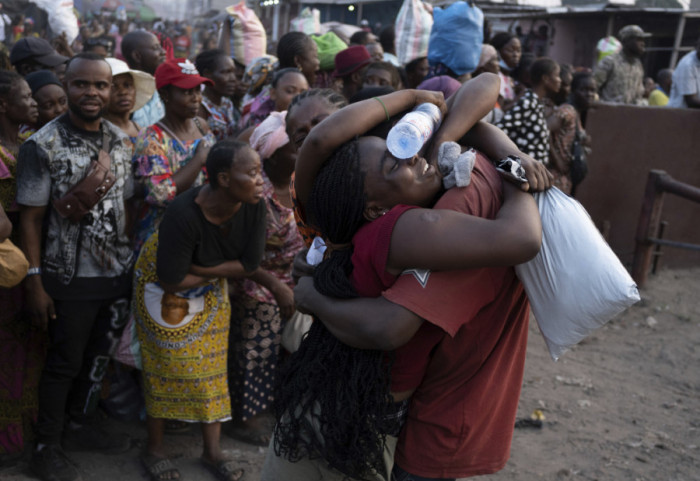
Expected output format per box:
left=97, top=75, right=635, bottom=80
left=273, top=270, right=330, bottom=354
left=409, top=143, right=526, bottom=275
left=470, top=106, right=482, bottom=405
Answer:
left=1, top=267, right=698, bottom=481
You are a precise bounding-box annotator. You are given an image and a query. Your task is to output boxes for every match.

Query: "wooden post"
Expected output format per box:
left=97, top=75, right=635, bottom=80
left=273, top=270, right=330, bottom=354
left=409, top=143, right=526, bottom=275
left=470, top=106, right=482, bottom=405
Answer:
left=670, top=13, right=686, bottom=68
left=631, top=170, right=668, bottom=288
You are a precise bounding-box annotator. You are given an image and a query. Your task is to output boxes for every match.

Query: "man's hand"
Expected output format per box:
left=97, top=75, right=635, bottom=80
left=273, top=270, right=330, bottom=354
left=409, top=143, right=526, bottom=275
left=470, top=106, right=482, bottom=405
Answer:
left=25, top=277, right=55, bottom=329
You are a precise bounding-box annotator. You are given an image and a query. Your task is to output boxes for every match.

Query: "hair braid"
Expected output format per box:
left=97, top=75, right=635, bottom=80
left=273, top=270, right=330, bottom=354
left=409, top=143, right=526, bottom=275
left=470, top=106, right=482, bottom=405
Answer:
left=287, top=88, right=347, bottom=120
left=273, top=140, right=394, bottom=480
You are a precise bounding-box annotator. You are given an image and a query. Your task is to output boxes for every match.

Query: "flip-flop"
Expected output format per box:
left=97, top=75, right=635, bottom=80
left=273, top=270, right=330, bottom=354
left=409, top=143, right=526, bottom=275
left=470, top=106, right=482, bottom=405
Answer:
left=140, top=452, right=182, bottom=481
left=200, top=458, right=244, bottom=481
left=224, top=424, right=271, bottom=447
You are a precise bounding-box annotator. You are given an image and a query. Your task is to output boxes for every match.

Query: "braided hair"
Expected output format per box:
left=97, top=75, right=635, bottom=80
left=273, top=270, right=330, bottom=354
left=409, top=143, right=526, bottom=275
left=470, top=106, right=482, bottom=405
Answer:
left=277, top=31, right=313, bottom=69
left=0, top=70, right=22, bottom=99
left=287, top=88, right=347, bottom=120
left=273, top=140, right=394, bottom=480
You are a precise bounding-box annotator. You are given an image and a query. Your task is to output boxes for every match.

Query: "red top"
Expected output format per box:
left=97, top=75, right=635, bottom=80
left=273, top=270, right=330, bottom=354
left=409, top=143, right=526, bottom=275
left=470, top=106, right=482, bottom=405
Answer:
left=383, top=155, right=530, bottom=478
left=351, top=204, right=444, bottom=393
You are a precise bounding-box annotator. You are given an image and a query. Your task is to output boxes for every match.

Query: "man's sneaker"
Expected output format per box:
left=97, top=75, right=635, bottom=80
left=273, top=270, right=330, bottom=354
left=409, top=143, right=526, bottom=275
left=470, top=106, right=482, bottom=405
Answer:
left=31, top=445, right=82, bottom=481
left=62, top=423, right=131, bottom=454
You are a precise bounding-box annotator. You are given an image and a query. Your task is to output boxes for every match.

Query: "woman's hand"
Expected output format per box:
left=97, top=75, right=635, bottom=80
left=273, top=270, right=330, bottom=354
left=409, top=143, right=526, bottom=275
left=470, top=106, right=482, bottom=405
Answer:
left=293, top=276, right=318, bottom=316
left=517, top=154, right=553, bottom=192
left=413, top=89, right=447, bottom=116
left=270, top=280, right=295, bottom=320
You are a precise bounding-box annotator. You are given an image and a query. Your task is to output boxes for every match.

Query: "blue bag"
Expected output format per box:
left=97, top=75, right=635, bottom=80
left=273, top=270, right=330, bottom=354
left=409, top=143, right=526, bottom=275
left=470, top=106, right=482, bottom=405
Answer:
left=427, top=1, right=484, bottom=76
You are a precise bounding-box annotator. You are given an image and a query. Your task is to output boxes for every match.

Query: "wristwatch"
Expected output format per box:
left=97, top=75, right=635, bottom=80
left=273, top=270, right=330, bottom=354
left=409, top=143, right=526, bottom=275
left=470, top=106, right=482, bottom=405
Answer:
left=26, top=267, right=42, bottom=276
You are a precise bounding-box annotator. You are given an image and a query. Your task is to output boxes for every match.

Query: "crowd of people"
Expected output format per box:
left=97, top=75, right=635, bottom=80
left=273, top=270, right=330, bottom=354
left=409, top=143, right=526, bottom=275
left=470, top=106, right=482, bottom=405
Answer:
left=0, top=5, right=699, bottom=481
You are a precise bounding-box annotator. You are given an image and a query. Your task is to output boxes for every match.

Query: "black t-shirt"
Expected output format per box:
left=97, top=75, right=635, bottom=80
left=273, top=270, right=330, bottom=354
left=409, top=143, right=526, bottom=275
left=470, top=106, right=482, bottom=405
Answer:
left=156, top=186, right=267, bottom=285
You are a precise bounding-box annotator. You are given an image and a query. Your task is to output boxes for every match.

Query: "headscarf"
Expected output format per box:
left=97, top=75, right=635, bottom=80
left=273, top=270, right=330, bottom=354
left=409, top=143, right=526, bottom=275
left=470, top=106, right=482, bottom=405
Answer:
left=249, top=110, right=289, bottom=161
left=417, top=75, right=461, bottom=100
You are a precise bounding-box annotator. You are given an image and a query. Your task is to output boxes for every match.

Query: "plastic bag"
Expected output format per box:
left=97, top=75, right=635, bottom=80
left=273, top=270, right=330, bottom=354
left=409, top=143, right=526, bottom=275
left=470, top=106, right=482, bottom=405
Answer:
left=226, top=2, right=266, bottom=66
left=312, top=31, right=348, bottom=72
left=515, top=188, right=640, bottom=361
left=427, top=1, right=483, bottom=76
left=395, top=0, right=433, bottom=65
left=113, top=315, right=142, bottom=370
left=33, top=0, right=79, bottom=43
left=290, top=7, right=321, bottom=35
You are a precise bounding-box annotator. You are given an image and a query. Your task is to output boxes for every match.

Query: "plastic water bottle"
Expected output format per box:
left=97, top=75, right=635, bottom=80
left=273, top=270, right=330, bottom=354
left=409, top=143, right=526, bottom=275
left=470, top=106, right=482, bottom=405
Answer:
left=386, top=103, right=443, bottom=159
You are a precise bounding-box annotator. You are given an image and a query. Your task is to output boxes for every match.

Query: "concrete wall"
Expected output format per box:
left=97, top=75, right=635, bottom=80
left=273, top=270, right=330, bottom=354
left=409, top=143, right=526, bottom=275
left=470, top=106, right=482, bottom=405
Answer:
left=576, top=103, right=700, bottom=269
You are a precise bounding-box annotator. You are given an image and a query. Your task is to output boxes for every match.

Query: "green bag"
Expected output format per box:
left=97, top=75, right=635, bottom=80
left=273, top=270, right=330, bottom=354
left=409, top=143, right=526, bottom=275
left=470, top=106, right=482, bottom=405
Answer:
left=312, top=31, right=348, bottom=72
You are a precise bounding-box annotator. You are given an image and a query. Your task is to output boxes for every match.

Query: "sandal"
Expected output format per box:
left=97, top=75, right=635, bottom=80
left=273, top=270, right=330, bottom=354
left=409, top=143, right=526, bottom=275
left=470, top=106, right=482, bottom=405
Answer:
left=140, top=452, right=181, bottom=481
left=224, top=424, right=271, bottom=447
left=200, top=458, right=244, bottom=481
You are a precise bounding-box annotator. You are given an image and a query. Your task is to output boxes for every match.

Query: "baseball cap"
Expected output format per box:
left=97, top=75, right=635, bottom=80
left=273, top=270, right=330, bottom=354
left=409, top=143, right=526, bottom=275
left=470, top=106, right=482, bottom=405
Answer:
left=332, top=45, right=371, bottom=78
left=155, top=58, right=213, bottom=90
left=619, top=25, right=652, bottom=41
left=10, top=37, right=69, bottom=68
left=105, top=57, right=156, bottom=112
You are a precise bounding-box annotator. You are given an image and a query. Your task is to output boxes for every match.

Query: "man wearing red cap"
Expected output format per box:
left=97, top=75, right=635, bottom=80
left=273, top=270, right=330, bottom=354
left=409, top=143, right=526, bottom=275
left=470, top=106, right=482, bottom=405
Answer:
left=333, top=45, right=372, bottom=101
left=17, top=53, right=135, bottom=481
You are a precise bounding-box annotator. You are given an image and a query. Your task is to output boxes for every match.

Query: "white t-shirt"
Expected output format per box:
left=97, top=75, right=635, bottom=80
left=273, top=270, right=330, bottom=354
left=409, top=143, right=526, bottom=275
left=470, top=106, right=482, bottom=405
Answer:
left=0, top=13, right=11, bottom=43
left=668, top=50, right=700, bottom=108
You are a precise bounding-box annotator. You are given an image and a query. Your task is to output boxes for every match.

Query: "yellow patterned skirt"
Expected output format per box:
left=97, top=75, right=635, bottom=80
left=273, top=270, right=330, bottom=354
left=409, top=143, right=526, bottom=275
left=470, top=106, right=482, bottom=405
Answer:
left=133, top=232, right=231, bottom=423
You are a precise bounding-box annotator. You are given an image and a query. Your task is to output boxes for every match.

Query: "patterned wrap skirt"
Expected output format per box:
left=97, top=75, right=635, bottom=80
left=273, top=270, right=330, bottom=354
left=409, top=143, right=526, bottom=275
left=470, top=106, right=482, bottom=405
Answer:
left=133, top=232, right=231, bottom=423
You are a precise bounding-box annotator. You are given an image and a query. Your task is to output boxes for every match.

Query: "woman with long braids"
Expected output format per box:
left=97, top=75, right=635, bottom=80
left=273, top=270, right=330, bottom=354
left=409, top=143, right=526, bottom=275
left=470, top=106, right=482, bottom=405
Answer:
left=263, top=75, right=550, bottom=480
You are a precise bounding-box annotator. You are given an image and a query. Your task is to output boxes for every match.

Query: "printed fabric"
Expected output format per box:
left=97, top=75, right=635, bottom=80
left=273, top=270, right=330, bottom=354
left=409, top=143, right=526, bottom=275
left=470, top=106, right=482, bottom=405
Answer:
left=201, top=95, right=239, bottom=141
left=593, top=51, right=645, bottom=105
left=131, top=124, right=215, bottom=252
left=496, top=89, right=550, bottom=164
left=16, top=115, right=134, bottom=284
left=134, top=231, right=232, bottom=423
left=228, top=172, right=304, bottom=421
left=0, top=131, right=32, bottom=212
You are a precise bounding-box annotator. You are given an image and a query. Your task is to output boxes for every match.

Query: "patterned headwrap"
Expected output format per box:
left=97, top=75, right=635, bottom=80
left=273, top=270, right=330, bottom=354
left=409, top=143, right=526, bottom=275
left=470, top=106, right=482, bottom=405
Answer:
left=243, top=55, right=279, bottom=95
left=250, top=110, right=289, bottom=161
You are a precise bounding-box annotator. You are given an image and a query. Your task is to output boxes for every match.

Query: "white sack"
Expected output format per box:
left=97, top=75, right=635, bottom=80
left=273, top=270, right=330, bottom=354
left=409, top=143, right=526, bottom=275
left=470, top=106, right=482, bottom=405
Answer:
left=515, top=187, right=640, bottom=361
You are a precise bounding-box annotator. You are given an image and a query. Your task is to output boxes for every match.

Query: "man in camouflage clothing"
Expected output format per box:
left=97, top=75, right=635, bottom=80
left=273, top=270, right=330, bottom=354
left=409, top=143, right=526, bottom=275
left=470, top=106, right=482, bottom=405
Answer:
left=594, top=25, right=650, bottom=105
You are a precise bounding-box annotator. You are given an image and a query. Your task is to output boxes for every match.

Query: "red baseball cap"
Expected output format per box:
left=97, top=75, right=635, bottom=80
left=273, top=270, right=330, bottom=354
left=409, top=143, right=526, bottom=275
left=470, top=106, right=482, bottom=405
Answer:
left=155, top=58, right=213, bottom=90
left=332, top=45, right=371, bottom=78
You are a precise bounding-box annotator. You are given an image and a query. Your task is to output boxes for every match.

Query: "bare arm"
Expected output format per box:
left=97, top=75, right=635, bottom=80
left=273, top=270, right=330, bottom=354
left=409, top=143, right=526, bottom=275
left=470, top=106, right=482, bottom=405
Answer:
left=294, top=276, right=423, bottom=350
left=386, top=181, right=541, bottom=274
left=425, top=73, right=501, bottom=163
left=19, top=205, right=55, bottom=327
left=159, top=259, right=253, bottom=293
left=170, top=140, right=210, bottom=194
left=295, top=89, right=447, bottom=210
left=462, top=122, right=553, bottom=191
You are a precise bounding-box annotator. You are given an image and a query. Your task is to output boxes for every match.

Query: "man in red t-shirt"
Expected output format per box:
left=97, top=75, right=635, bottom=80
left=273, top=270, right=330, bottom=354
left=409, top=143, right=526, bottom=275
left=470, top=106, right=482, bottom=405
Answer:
left=296, top=157, right=530, bottom=480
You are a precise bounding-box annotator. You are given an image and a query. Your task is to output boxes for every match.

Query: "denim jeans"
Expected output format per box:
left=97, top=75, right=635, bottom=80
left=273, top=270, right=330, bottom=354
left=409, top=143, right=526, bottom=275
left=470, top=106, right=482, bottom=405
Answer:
left=392, top=465, right=456, bottom=481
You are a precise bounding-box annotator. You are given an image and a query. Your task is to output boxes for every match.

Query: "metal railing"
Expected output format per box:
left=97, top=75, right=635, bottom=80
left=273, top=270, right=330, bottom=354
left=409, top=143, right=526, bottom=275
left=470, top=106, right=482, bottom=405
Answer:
left=631, top=170, right=700, bottom=288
